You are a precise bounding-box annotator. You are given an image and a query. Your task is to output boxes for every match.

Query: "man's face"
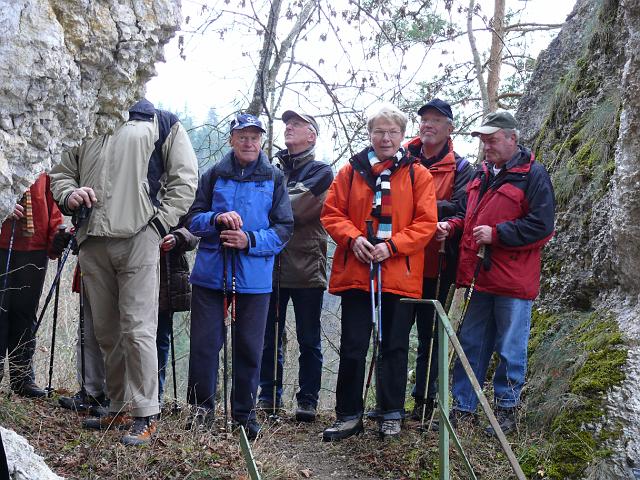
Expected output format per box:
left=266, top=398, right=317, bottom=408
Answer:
left=370, top=118, right=404, bottom=159
left=419, top=110, right=453, bottom=148
left=284, top=118, right=315, bottom=154
left=480, top=130, right=518, bottom=167
left=230, top=127, right=263, bottom=166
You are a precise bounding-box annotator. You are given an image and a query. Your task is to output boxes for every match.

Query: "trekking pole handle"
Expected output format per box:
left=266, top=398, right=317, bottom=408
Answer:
left=58, top=224, right=67, bottom=232
left=438, top=240, right=446, bottom=254
left=477, top=244, right=486, bottom=259
left=365, top=219, right=375, bottom=244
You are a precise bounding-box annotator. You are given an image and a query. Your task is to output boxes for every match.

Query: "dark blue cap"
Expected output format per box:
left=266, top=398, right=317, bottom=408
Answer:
left=417, top=98, right=453, bottom=120
left=230, top=113, right=266, bottom=134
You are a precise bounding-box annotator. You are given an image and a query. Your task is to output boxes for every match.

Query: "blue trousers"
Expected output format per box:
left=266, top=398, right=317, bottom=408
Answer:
left=258, top=287, right=324, bottom=407
left=452, top=291, right=533, bottom=411
left=187, top=285, right=270, bottom=422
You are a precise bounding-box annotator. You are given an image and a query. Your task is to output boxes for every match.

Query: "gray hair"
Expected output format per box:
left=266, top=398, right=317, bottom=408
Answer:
left=502, top=128, right=520, bottom=142
left=367, top=105, right=408, bottom=134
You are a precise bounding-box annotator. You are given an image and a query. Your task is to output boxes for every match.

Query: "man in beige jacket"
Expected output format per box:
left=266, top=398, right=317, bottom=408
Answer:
left=50, top=99, right=198, bottom=446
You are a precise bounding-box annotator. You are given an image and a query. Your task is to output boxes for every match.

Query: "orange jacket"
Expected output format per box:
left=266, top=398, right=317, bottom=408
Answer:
left=0, top=174, right=63, bottom=256
left=321, top=148, right=437, bottom=298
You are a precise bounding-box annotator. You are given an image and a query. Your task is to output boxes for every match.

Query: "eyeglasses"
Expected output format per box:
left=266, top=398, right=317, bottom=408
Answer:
left=371, top=129, right=403, bottom=139
left=286, top=120, right=315, bottom=133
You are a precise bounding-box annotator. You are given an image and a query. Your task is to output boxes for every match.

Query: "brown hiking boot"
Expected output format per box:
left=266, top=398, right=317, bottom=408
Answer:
left=82, top=413, right=133, bottom=431
left=121, top=416, right=157, bottom=446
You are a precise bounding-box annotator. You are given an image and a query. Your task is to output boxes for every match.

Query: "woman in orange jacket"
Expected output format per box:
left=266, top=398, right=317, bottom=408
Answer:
left=321, top=105, right=437, bottom=441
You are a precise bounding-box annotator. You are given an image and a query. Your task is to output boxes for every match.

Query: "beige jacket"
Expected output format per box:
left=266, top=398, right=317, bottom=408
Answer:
left=50, top=105, right=198, bottom=245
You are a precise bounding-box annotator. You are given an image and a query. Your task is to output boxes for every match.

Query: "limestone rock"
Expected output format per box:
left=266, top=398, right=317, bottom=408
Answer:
left=1, top=427, right=63, bottom=480
left=0, top=0, right=181, bottom=220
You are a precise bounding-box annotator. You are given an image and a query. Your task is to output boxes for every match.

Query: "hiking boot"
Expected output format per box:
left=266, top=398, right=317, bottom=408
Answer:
left=234, top=419, right=261, bottom=440
left=256, top=398, right=282, bottom=413
left=59, top=391, right=108, bottom=412
left=484, top=407, right=517, bottom=437
left=410, top=398, right=435, bottom=421
left=295, top=402, right=317, bottom=422
left=13, top=381, right=46, bottom=398
left=378, top=418, right=401, bottom=439
left=449, top=409, right=478, bottom=429
left=185, top=407, right=215, bottom=430
left=121, top=416, right=158, bottom=446
left=322, top=417, right=364, bottom=442
left=82, top=412, right=133, bottom=431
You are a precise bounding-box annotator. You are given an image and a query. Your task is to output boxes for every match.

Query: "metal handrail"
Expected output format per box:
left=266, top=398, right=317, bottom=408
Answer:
left=400, top=298, right=526, bottom=480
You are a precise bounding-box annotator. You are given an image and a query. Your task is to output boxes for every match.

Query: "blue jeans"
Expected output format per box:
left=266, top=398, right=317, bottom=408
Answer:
left=451, top=291, right=532, bottom=412
left=156, top=309, right=173, bottom=402
left=258, top=287, right=324, bottom=407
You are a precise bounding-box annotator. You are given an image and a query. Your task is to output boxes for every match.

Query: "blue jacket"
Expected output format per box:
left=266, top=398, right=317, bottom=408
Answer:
left=188, top=150, right=294, bottom=293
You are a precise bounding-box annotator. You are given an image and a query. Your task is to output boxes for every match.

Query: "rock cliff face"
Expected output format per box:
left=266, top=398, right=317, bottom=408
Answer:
left=517, top=0, right=640, bottom=477
left=0, top=0, right=181, bottom=219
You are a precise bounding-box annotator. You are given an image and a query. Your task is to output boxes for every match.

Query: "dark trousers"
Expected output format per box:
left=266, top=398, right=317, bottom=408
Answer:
left=0, top=250, right=48, bottom=388
left=335, top=289, right=413, bottom=420
left=258, top=287, right=324, bottom=407
left=412, top=273, right=455, bottom=402
left=156, top=309, right=173, bottom=402
left=187, top=285, right=270, bottom=422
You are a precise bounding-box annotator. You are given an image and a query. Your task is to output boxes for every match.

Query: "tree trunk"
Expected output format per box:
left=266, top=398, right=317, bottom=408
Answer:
left=487, top=0, right=506, bottom=112
left=467, top=0, right=489, bottom=115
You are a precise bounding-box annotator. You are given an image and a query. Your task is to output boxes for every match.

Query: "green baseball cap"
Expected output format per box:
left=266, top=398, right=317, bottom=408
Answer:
left=470, top=111, right=518, bottom=137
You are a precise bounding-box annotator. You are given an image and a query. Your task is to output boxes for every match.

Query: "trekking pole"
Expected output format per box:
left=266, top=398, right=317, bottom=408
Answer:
left=270, top=255, right=281, bottom=422
left=447, top=244, right=487, bottom=371
left=362, top=220, right=381, bottom=417
left=0, top=219, right=17, bottom=316
left=230, top=248, right=237, bottom=428
left=46, top=224, right=67, bottom=397
left=222, top=246, right=229, bottom=432
left=33, top=205, right=91, bottom=336
left=165, top=252, right=181, bottom=414
left=419, top=240, right=445, bottom=430
left=79, top=271, right=87, bottom=396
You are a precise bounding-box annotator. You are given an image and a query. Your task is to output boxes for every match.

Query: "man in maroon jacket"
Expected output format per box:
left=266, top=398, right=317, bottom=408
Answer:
left=0, top=173, right=65, bottom=397
left=438, top=112, right=555, bottom=435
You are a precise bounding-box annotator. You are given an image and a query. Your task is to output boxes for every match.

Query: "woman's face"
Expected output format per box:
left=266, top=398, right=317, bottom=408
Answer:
left=370, top=118, right=404, bottom=159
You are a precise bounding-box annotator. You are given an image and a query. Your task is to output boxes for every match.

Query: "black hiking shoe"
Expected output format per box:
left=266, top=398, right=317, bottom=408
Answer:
left=295, top=402, right=317, bottom=422
left=256, top=398, right=282, bottom=413
left=13, top=381, right=46, bottom=398
left=322, top=417, right=364, bottom=442
left=59, top=391, right=108, bottom=412
left=484, top=407, right=517, bottom=437
left=449, top=409, right=478, bottom=429
left=185, top=407, right=215, bottom=430
left=410, top=398, right=435, bottom=421
left=234, top=419, right=261, bottom=440
left=121, top=416, right=158, bottom=446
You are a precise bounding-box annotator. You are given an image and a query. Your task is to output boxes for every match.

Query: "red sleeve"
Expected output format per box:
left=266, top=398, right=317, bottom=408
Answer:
left=320, top=164, right=363, bottom=248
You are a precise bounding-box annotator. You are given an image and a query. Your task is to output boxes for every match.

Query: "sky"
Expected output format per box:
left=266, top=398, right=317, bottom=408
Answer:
left=146, top=0, right=578, bottom=161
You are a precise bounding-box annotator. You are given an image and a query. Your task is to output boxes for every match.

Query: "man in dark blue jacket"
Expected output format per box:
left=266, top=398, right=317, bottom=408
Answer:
left=187, top=113, right=293, bottom=439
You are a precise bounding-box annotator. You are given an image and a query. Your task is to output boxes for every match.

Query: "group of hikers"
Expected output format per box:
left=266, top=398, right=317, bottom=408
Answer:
left=0, top=97, right=555, bottom=448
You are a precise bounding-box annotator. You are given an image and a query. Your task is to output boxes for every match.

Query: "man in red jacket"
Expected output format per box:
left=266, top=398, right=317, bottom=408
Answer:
left=438, top=112, right=555, bottom=435
left=0, top=173, right=65, bottom=397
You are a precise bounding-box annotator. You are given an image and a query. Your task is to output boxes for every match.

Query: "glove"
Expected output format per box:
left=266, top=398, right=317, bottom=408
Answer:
left=50, top=230, right=73, bottom=258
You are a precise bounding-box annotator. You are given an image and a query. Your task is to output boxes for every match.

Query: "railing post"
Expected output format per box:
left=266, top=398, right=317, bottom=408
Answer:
left=438, top=304, right=450, bottom=480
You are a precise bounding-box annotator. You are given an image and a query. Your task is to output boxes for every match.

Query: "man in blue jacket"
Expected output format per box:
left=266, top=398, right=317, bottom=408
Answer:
left=187, top=113, right=293, bottom=439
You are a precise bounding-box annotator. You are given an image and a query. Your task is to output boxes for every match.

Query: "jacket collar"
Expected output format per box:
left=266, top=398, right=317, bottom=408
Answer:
left=275, top=146, right=315, bottom=172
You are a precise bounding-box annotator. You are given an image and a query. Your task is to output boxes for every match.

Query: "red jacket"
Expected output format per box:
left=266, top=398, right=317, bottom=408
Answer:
left=321, top=148, right=437, bottom=298
left=405, top=137, right=473, bottom=278
left=449, top=147, right=555, bottom=300
left=0, top=174, right=63, bottom=257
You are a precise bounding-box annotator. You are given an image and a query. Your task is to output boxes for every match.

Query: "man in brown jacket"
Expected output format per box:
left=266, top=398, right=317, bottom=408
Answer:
left=50, top=99, right=198, bottom=445
left=257, top=110, right=333, bottom=421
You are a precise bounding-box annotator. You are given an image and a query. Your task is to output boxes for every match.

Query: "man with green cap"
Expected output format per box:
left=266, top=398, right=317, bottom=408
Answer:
left=437, top=111, right=555, bottom=435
